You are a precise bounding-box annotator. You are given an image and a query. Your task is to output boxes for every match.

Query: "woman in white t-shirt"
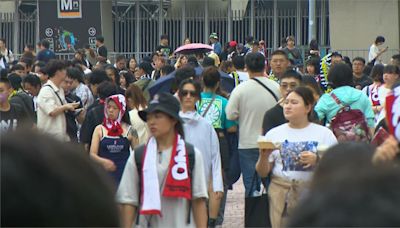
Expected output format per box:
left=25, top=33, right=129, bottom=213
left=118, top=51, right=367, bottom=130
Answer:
left=256, top=86, right=337, bottom=228
left=362, top=64, right=384, bottom=125
left=376, top=65, right=400, bottom=125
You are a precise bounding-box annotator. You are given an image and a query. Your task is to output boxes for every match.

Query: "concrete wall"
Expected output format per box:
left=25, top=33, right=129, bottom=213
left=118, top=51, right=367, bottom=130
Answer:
left=329, top=0, right=399, bottom=63
left=0, top=1, right=15, bottom=13
left=101, top=0, right=114, bottom=52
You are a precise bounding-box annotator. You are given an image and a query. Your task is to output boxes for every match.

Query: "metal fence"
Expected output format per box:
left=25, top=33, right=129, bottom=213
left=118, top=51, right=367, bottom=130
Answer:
left=0, top=9, right=37, bottom=55
left=2, top=0, right=330, bottom=60
left=113, top=0, right=330, bottom=57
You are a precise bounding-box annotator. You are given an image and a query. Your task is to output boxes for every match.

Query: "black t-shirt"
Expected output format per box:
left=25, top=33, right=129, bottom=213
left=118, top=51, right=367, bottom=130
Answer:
left=97, top=46, right=108, bottom=58
left=65, top=93, right=83, bottom=142
left=262, top=104, right=287, bottom=135
left=80, top=99, right=104, bottom=145
left=156, top=45, right=172, bottom=57
left=10, top=91, right=35, bottom=122
left=0, top=104, right=28, bottom=133
left=354, top=74, right=373, bottom=90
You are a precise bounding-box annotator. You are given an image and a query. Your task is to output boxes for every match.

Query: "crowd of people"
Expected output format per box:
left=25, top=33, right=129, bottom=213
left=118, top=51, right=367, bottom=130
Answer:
left=1, top=32, right=400, bottom=227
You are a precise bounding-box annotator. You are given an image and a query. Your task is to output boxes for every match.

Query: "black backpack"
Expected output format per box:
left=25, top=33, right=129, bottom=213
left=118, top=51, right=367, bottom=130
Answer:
left=134, top=142, right=195, bottom=224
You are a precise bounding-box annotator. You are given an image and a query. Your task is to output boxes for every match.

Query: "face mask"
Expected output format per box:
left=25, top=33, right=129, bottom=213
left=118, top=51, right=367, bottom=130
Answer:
left=0, top=93, right=8, bottom=103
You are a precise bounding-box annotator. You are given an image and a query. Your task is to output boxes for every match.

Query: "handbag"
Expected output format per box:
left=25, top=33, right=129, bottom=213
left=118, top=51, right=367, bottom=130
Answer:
left=245, top=171, right=271, bottom=227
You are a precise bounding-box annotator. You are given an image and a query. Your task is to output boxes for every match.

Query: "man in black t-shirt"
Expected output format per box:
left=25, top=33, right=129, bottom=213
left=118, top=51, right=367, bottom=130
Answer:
left=156, top=34, right=172, bottom=58
left=63, top=74, right=85, bottom=142
left=8, top=73, right=35, bottom=124
left=352, top=57, right=372, bottom=90
left=262, top=70, right=302, bottom=135
left=96, top=36, right=108, bottom=63
left=0, top=77, right=29, bottom=133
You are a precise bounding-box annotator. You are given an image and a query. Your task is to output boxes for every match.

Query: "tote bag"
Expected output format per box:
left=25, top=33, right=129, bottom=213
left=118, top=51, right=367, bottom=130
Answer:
left=245, top=172, right=271, bottom=227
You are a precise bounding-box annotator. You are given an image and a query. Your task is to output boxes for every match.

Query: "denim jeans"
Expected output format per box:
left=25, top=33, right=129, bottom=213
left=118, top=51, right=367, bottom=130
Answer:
left=238, top=148, right=261, bottom=197
left=226, top=131, right=241, bottom=187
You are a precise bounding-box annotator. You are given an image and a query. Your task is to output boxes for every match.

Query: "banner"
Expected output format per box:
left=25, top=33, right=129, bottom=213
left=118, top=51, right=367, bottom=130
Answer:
left=39, top=0, right=101, bottom=53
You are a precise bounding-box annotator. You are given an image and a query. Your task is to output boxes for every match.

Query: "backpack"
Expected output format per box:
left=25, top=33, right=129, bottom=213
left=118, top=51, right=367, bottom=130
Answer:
left=330, top=93, right=370, bottom=142
left=134, top=142, right=196, bottom=224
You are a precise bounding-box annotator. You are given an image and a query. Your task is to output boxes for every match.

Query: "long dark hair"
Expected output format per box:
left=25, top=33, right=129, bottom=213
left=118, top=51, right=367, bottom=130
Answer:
left=369, top=64, right=384, bottom=83
left=105, top=65, right=120, bottom=86
left=175, top=121, right=185, bottom=139
left=119, top=70, right=135, bottom=87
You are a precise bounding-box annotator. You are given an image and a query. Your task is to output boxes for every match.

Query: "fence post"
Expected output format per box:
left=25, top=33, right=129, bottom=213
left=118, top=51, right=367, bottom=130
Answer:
left=296, top=0, right=301, bottom=45
left=181, top=0, right=186, bottom=42
left=227, top=0, right=232, bottom=41
left=158, top=0, right=163, bottom=36
left=36, top=0, right=40, bottom=46
left=308, top=0, right=316, bottom=43
left=13, top=1, right=19, bottom=54
left=204, top=0, right=209, bottom=43
left=320, top=0, right=326, bottom=46
left=135, top=0, right=140, bottom=61
left=250, top=0, right=255, bottom=37
left=273, top=0, right=278, bottom=49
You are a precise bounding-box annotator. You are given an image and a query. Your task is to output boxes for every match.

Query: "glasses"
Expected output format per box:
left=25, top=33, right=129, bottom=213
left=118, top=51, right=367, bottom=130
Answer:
left=280, top=83, right=298, bottom=90
left=180, top=90, right=197, bottom=97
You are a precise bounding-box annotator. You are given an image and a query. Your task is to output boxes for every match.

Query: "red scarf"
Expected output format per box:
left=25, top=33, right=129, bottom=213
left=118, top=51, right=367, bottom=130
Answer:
left=162, top=134, right=192, bottom=200
left=102, top=95, right=126, bottom=136
left=140, top=134, right=192, bottom=215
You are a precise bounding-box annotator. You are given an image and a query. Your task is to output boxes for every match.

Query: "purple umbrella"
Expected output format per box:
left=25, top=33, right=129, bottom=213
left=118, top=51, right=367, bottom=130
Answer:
left=174, top=43, right=213, bottom=55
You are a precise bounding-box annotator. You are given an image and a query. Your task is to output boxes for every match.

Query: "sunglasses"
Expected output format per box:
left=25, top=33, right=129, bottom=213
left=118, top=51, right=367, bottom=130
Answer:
left=180, top=90, right=197, bottom=97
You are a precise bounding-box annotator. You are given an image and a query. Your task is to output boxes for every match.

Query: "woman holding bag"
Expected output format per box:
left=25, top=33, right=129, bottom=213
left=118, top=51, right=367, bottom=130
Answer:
left=256, top=86, right=337, bottom=228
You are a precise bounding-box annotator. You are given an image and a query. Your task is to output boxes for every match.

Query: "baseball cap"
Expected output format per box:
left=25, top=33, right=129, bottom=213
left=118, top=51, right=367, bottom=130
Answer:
left=139, top=93, right=183, bottom=123
left=209, top=32, right=218, bottom=40
left=229, top=41, right=237, bottom=48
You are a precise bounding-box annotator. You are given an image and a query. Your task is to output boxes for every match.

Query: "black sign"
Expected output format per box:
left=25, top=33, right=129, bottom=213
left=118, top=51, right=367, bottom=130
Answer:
left=57, top=0, right=82, bottom=18
left=39, top=0, right=101, bottom=53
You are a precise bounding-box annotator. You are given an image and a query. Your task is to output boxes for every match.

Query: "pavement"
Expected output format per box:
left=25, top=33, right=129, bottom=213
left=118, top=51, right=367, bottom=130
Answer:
left=222, top=177, right=245, bottom=228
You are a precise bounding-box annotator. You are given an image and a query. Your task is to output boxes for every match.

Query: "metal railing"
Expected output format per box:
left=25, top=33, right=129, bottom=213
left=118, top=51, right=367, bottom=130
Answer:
left=12, top=48, right=399, bottom=69
left=2, top=0, right=330, bottom=57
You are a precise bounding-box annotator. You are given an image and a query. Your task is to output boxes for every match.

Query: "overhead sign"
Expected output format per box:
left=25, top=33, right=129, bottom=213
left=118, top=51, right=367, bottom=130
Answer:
left=39, top=0, right=101, bottom=53
left=57, top=0, right=82, bottom=18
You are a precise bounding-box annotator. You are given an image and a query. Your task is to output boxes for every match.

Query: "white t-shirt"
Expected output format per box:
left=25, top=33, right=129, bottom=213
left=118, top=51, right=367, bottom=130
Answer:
left=116, top=146, right=208, bottom=227
left=226, top=77, right=281, bottom=149
left=368, top=44, right=380, bottom=64
left=37, top=80, right=69, bottom=142
left=265, top=123, right=337, bottom=182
